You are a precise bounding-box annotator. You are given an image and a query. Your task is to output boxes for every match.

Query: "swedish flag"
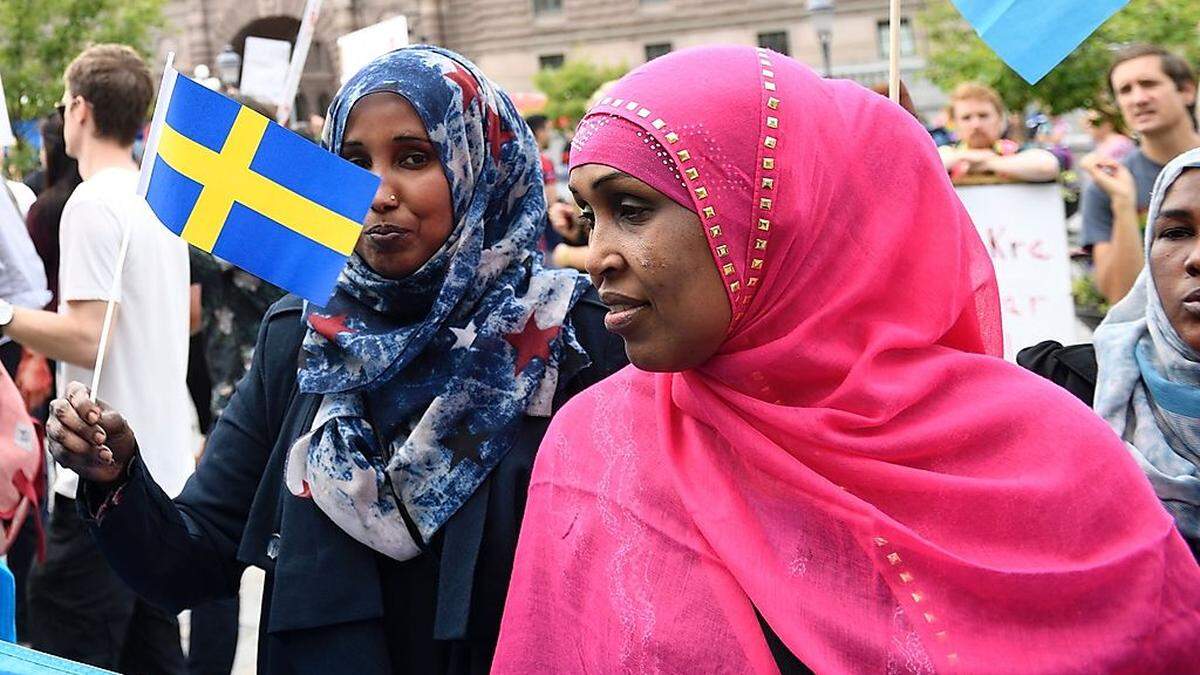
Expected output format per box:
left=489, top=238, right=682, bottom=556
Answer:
left=138, top=67, right=379, bottom=305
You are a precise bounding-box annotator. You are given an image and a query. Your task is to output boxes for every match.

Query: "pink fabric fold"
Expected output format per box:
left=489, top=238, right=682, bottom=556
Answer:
left=494, top=45, right=1200, bottom=674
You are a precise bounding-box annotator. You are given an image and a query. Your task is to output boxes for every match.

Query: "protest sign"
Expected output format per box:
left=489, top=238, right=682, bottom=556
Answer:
left=337, top=15, right=409, bottom=85
left=275, top=0, right=322, bottom=125
left=239, top=36, right=292, bottom=106
left=955, top=182, right=1077, bottom=359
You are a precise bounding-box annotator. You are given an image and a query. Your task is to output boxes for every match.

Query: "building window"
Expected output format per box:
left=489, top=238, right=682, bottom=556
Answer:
left=757, top=31, right=790, bottom=57
left=877, top=18, right=916, bottom=60
left=533, top=0, right=562, bottom=15
left=645, top=43, right=672, bottom=61
left=538, top=54, right=565, bottom=70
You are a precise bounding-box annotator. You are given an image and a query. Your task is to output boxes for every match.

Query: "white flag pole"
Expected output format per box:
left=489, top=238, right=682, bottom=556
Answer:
left=89, top=223, right=132, bottom=402
left=137, top=53, right=177, bottom=197
left=92, top=52, right=175, bottom=402
left=275, top=0, right=323, bottom=126
left=888, top=0, right=901, bottom=102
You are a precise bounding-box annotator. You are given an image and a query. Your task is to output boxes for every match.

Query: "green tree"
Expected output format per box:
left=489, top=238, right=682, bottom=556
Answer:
left=921, top=0, right=1200, bottom=114
left=534, top=59, right=628, bottom=125
left=0, top=0, right=165, bottom=172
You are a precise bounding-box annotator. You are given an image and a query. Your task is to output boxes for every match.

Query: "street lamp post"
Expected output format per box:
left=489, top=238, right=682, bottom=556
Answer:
left=214, top=44, right=242, bottom=90
left=807, top=0, right=835, bottom=77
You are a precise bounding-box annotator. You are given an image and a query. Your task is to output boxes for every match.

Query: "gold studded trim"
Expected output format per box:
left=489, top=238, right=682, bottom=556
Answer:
left=871, top=535, right=957, bottom=668
left=746, top=47, right=782, bottom=309
left=587, top=88, right=747, bottom=307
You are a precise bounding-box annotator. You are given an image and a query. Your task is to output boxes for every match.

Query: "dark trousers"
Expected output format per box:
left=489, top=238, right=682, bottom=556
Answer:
left=27, top=496, right=186, bottom=674
left=188, top=596, right=239, bottom=675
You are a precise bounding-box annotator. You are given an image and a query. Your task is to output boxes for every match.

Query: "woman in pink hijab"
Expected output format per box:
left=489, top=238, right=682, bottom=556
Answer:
left=492, top=46, right=1200, bottom=673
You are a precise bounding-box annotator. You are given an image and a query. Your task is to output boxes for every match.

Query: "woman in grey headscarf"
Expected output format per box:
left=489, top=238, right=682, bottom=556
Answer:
left=1021, top=148, right=1200, bottom=556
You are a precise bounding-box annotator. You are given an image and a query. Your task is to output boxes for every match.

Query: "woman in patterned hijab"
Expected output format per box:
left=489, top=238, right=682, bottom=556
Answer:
left=44, top=45, right=623, bottom=673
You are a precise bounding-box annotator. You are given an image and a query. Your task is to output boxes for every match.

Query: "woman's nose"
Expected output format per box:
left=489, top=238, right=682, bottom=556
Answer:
left=371, top=182, right=398, bottom=212
left=584, top=223, right=623, bottom=284
left=1185, top=238, right=1200, bottom=278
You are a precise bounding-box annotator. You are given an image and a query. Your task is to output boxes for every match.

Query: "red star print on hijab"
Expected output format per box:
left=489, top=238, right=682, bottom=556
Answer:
left=504, top=314, right=561, bottom=375
left=486, top=105, right=517, bottom=163
left=445, top=64, right=479, bottom=112
left=309, top=313, right=353, bottom=341
left=445, top=63, right=515, bottom=163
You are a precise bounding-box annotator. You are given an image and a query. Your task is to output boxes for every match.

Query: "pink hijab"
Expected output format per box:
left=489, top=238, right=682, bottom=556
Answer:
left=493, top=46, right=1200, bottom=673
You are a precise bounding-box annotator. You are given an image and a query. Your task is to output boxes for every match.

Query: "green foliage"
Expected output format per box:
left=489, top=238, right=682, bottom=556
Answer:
left=534, top=59, right=628, bottom=125
left=0, top=0, right=165, bottom=173
left=1072, top=273, right=1109, bottom=318
left=921, top=0, right=1200, bottom=114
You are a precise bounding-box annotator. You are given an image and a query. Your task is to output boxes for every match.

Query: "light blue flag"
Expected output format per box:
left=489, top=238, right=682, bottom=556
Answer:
left=951, top=0, right=1129, bottom=83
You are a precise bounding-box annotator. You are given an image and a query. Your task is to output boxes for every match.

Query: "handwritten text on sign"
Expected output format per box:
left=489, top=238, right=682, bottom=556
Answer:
left=955, top=183, right=1076, bottom=360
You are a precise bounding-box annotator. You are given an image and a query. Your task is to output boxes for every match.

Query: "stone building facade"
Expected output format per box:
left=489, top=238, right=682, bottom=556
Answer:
left=158, top=0, right=943, bottom=121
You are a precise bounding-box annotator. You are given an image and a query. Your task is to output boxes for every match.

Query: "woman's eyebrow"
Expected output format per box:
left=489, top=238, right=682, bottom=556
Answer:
left=1156, top=208, right=1195, bottom=223
left=591, top=170, right=638, bottom=191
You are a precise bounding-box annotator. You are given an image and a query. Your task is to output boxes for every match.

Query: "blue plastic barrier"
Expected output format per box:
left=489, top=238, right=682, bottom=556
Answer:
left=0, top=641, right=117, bottom=674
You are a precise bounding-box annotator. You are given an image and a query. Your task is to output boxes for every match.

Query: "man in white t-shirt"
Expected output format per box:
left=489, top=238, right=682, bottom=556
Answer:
left=0, top=44, right=190, bottom=671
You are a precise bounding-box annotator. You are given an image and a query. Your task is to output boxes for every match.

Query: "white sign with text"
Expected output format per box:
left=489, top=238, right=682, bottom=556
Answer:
left=337, top=16, right=409, bottom=85
left=955, top=183, right=1076, bottom=360
left=240, top=36, right=292, bottom=106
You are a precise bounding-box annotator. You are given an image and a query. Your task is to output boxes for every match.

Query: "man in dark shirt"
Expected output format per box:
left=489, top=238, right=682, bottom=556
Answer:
left=1079, top=44, right=1199, bottom=304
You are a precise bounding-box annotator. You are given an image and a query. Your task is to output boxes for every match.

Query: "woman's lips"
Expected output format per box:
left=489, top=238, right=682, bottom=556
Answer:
left=1183, top=287, right=1200, bottom=316
left=364, top=222, right=414, bottom=244
left=599, top=290, right=649, bottom=334
left=604, top=304, right=647, bottom=333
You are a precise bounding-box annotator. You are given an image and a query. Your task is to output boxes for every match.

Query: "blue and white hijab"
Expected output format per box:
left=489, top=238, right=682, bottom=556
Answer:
left=1094, top=148, right=1200, bottom=542
left=286, top=46, right=588, bottom=560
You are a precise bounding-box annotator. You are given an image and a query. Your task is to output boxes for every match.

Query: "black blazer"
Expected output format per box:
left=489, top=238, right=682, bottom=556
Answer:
left=82, top=289, right=627, bottom=674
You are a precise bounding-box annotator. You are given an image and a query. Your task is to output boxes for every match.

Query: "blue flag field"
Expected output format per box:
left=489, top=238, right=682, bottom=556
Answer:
left=951, top=0, right=1129, bottom=83
left=137, top=65, right=380, bottom=305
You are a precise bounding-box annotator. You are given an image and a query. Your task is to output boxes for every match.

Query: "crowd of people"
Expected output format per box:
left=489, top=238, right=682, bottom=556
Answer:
left=0, top=33, right=1196, bottom=675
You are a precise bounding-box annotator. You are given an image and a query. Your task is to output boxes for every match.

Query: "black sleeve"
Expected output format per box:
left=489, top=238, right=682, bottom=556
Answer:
left=1016, top=341, right=1098, bottom=407
left=561, top=286, right=628, bottom=397
left=757, top=611, right=814, bottom=675
left=81, top=298, right=302, bottom=612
